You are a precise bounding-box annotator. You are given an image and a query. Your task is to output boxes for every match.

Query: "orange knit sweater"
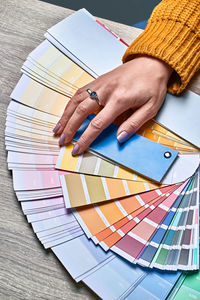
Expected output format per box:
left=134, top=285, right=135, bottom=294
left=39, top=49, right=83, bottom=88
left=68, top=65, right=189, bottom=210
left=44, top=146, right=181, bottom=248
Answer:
left=122, top=0, right=200, bottom=95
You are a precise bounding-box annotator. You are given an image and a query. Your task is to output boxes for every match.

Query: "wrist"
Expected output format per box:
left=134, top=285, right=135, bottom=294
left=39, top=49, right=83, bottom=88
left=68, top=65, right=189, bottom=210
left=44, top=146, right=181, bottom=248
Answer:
left=129, top=54, right=173, bottom=84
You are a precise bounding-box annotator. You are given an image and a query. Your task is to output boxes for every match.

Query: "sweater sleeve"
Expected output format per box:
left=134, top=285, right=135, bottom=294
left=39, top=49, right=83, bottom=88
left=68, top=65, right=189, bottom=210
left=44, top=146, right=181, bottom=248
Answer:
left=122, top=0, right=200, bottom=95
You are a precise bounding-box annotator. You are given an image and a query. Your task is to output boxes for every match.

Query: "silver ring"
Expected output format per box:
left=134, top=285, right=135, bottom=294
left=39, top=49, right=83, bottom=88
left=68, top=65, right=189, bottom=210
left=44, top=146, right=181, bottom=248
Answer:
left=86, top=89, right=101, bottom=105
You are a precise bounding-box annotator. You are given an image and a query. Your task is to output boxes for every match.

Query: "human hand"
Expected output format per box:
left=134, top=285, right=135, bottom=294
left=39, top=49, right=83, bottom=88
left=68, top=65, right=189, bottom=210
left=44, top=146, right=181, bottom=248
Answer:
left=53, top=55, right=173, bottom=155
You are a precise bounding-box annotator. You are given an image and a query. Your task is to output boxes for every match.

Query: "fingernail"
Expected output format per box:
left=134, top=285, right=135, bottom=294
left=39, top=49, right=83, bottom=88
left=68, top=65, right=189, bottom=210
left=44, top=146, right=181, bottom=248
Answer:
left=117, top=131, right=130, bottom=143
left=53, top=122, right=61, bottom=133
left=59, top=133, right=65, bottom=145
left=72, top=144, right=80, bottom=156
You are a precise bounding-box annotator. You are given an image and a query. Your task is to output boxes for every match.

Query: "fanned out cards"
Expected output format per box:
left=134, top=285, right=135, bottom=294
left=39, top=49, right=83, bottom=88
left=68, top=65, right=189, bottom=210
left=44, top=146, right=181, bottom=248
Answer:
left=6, top=8, right=200, bottom=300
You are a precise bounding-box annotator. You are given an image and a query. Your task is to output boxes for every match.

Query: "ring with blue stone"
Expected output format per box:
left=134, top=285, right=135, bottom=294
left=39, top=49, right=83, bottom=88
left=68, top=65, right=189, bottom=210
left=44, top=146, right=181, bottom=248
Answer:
left=86, top=89, right=101, bottom=105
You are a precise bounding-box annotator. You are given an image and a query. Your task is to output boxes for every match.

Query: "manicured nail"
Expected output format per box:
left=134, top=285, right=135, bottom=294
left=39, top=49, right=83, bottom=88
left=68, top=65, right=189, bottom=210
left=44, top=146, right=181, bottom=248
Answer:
left=72, top=144, right=80, bottom=156
left=53, top=122, right=61, bottom=133
left=59, top=133, right=65, bottom=145
left=117, top=131, right=130, bottom=143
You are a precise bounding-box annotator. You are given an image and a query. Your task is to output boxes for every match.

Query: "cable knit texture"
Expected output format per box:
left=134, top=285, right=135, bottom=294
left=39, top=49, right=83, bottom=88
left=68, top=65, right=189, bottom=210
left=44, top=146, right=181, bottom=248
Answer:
left=122, top=0, right=200, bottom=94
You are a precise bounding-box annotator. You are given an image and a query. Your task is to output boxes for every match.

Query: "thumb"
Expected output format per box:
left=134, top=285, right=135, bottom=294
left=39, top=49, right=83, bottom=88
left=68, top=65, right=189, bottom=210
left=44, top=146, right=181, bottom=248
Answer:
left=117, top=102, right=156, bottom=143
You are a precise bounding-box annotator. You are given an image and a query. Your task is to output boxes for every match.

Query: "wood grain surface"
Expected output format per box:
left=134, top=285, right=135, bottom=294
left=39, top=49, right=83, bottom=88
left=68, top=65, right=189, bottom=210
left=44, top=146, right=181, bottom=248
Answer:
left=0, top=0, right=199, bottom=299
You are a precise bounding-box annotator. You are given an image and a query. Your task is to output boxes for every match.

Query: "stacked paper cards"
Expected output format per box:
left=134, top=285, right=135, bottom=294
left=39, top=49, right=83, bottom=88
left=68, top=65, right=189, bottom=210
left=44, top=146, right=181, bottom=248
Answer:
left=167, top=255, right=200, bottom=300
left=6, top=8, right=200, bottom=300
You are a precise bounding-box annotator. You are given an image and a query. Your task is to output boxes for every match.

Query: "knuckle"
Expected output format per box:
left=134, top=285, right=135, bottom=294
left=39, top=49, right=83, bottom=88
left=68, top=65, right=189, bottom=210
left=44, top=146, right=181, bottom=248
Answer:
left=76, top=103, right=88, bottom=115
left=74, top=95, right=83, bottom=106
left=90, top=118, right=104, bottom=131
left=67, top=123, right=73, bottom=133
left=109, top=75, right=119, bottom=88
left=146, top=102, right=158, bottom=118
left=75, top=87, right=84, bottom=96
left=113, top=90, right=131, bottom=108
left=111, top=94, right=124, bottom=109
left=114, top=95, right=122, bottom=106
left=129, top=119, right=140, bottom=131
left=79, top=135, right=88, bottom=147
left=59, top=116, right=67, bottom=127
left=73, top=89, right=85, bottom=105
left=64, top=123, right=74, bottom=137
left=151, top=108, right=158, bottom=118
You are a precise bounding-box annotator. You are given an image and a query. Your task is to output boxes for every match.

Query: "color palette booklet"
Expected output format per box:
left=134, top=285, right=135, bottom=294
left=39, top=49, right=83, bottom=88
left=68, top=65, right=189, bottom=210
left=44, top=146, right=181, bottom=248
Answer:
left=6, top=8, right=200, bottom=300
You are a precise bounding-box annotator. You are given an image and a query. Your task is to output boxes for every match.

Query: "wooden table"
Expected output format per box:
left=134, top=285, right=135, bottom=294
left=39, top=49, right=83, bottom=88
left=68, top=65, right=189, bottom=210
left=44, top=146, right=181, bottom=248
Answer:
left=0, top=0, right=199, bottom=299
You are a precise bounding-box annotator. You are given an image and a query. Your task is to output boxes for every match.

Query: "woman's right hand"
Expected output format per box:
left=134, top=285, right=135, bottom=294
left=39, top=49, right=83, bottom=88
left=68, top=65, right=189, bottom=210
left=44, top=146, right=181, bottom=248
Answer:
left=53, top=55, right=173, bottom=155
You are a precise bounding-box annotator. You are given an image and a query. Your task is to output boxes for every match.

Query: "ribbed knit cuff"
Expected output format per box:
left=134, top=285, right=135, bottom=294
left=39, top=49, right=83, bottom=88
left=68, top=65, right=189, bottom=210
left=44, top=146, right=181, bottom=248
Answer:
left=122, top=19, right=200, bottom=95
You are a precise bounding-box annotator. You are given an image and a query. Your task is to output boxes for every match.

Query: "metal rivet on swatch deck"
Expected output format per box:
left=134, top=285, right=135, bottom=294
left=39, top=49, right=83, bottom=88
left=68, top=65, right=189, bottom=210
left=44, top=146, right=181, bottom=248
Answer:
left=164, top=151, right=172, bottom=159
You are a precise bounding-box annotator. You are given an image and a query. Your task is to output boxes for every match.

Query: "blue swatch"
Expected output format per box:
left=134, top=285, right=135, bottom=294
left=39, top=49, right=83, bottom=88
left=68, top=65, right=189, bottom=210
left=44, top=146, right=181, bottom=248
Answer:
left=73, top=114, right=178, bottom=182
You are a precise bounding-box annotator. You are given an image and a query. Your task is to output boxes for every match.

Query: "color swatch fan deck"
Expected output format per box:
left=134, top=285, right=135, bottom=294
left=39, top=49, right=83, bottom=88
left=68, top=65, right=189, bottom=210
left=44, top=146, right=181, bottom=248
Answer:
left=6, top=8, right=200, bottom=300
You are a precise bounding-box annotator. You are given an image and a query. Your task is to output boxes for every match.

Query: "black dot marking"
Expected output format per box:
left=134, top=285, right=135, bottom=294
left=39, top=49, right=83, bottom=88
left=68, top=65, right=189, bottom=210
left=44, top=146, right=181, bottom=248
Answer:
left=164, top=151, right=172, bottom=159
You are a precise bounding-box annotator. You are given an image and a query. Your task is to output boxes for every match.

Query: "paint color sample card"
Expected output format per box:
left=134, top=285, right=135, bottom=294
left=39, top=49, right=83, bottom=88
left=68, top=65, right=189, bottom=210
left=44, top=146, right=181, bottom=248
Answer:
left=73, top=114, right=178, bottom=182
left=172, top=258, right=200, bottom=300
left=46, top=9, right=127, bottom=77
left=10, top=75, right=71, bottom=118
left=52, top=234, right=181, bottom=298
left=60, top=173, right=161, bottom=207
left=126, top=270, right=181, bottom=300
left=56, top=145, right=200, bottom=185
left=83, top=256, right=181, bottom=300
left=21, top=39, right=93, bottom=98
left=156, top=90, right=200, bottom=148
left=12, top=170, right=68, bottom=192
